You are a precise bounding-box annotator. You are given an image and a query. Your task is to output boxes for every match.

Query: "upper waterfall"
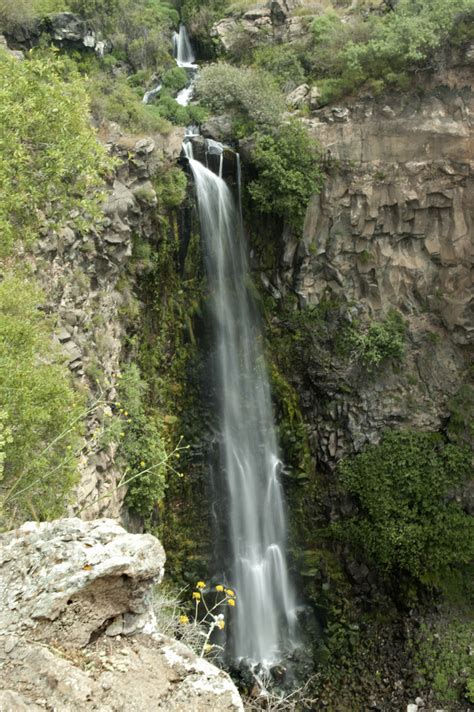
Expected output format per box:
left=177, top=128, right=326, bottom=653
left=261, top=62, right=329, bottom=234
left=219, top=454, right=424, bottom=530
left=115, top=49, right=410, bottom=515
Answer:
left=173, top=23, right=196, bottom=68
left=185, top=138, right=299, bottom=664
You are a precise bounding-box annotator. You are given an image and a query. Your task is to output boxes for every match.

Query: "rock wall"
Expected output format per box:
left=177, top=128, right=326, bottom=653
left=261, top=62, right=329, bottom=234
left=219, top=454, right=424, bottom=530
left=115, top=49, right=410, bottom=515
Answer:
left=212, top=0, right=309, bottom=54
left=0, top=519, right=243, bottom=711
left=257, top=50, right=473, bottom=469
left=30, top=125, right=183, bottom=520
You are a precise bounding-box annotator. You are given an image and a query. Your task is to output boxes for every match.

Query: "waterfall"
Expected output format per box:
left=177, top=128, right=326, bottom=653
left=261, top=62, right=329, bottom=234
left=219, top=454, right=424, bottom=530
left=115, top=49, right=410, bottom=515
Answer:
left=142, top=82, right=161, bottom=105
left=185, top=139, right=298, bottom=664
left=173, top=23, right=196, bottom=68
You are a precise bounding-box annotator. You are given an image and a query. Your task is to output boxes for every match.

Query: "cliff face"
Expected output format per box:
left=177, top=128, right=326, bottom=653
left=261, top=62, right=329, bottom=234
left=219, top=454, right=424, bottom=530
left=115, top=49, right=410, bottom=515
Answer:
left=31, top=126, right=183, bottom=521
left=259, top=48, right=473, bottom=469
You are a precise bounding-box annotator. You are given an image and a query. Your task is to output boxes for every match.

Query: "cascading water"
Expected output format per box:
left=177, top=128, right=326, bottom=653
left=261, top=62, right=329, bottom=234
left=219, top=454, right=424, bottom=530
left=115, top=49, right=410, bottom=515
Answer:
left=173, top=23, right=196, bottom=68
left=185, top=138, right=298, bottom=665
left=173, top=24, right=197, bottom=106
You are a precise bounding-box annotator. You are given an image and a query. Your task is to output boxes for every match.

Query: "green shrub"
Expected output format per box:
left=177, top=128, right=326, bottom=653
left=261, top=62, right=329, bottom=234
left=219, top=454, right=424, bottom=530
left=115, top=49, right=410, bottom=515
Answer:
left=149, top=91, right=208, bottom=126
left=0, top=0, right=67, bottom=32
left=154, top=164, right=188, bottom=208
left=88, top=72, right=172, bottom=132
left=412, top=618, right=474, bottom=705
left=180, top=0, right=228, bottom=57
left=306, top=0, right=473, bottom=103
left=348, top=309, right=406, bottom=369
left=447, top=384, right=474, bottom=450
left=196, top=62, right=285, bottom=132
left=247, top=120, right=323, bottom=229
left=252, top=43, right=307, bottom=92
left=162, top=65, right=188, bottom=92
left=336, top=431, right=474, bottom=584
left=112, top=363, right=169, bottom=518
left=0, top=49, right=111, bottom=254
left=0, top=275, right=84, bottom=525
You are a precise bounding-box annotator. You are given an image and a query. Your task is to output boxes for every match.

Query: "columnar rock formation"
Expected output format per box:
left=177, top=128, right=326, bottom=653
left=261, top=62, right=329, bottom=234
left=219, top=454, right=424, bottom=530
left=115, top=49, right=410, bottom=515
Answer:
left=257, top=47, right=473, bottom=469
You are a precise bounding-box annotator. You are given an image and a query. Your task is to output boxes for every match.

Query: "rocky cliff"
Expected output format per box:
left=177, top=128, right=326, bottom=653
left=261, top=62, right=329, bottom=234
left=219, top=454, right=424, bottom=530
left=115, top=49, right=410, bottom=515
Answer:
left=256, top=46, right=473, bottom=470
left=0, top=519, right=242, bottom=711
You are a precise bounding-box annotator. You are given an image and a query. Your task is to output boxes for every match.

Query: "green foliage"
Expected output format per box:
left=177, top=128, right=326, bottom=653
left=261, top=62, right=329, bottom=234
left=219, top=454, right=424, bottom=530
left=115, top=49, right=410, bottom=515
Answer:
left=162, top=65, right=188, bottom=91
left=247, top=120, right=323, bottom=229
left=411, top=617, right=474, bottom=705
left=154, top=163, right=188, bottom=208
left=336, top=430, right=474, bottom=584
left=0, top=49, right=111, bottom=254
left=0, top=0, right=67, bottom=32
left=252, top=43, right=307, bottom=92
left=88, top=72, right=172, bottom=133
left=111, top=363, right=169, bottom=518
left=307, top=0, right=474, bottom=103
left=447, top=383, right=474, bottom=450
left=196, top=62, right=285, bottom=132
left=69, top=0, right=178, bottom=38
left=0, top=274, right=84, bottom=524
left=347, top=309, right=406, bottom=369
left=150, top=91, right=208, bottom=126
left=180, top=0, right=228, bottom=57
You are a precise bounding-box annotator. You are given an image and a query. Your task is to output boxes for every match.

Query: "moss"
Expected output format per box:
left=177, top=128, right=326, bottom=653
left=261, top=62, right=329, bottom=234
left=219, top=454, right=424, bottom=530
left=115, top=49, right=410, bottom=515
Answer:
left=410, top=615, right=474, bottom=706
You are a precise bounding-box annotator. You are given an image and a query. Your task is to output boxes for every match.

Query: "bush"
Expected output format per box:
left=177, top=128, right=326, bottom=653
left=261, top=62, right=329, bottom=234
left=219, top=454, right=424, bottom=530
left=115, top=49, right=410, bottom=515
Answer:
left=0, top=0, right=67, bottom=32
left=112, top=364, right=169, bottom=519
left=162, top=65, right=188, bottom=92
left=0, top=49, right=111, bottom=254
left=306, top=0, right=474, bottom=103
left=149, top=91, right=208, bottom=126
left=196, top=62, right=285, bottom=132
left=247, top=120, right=323, bottom=229
left=336, top=431, right=474, bottom=584
left=88, top=72, right=172, bottom=132
left=347, top=309, right=406, bottom=369
left=0, top=274, right=84, bottom=525
left=252, top=43, right=307, bottom=92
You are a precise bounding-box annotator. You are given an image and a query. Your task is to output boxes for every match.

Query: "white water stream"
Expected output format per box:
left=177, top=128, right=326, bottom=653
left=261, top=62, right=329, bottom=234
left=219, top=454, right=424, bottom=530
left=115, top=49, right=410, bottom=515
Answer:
left=185, top=139, right=298, bottom=664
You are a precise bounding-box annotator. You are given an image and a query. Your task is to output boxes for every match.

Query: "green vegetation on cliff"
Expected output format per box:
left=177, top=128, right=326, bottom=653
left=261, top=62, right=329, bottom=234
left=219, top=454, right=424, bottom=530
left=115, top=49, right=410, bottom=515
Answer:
left=0, top=49, right=111, bottom=254
left=335, top=430, right=473, bottom=586
left=0, top=276, right=84, bottom=525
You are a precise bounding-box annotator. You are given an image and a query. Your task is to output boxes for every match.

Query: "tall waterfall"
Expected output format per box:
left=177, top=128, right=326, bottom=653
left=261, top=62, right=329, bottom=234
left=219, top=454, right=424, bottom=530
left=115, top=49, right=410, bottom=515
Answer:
left=173, top=24, right=195, bottom=67
left=185, top=139, right=298, bottom=664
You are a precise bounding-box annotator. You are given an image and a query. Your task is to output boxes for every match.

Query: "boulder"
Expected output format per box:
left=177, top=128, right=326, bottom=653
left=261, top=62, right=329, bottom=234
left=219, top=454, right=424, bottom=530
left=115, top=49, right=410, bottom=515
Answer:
left=286, top=83, right=309, bottom=109
left=42, top=13, right=111, bottom=56
left=0, top=518, right=243, bottom=711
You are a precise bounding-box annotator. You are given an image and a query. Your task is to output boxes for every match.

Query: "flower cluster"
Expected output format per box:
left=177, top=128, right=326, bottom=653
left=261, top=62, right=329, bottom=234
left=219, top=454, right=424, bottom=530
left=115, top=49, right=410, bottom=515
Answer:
left=178, top=580, right=237, bottom=657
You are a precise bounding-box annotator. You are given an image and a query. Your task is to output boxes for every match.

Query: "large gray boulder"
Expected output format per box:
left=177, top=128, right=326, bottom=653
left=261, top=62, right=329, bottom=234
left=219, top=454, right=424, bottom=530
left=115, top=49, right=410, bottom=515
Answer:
left=0, top=519, right=243, bottom=711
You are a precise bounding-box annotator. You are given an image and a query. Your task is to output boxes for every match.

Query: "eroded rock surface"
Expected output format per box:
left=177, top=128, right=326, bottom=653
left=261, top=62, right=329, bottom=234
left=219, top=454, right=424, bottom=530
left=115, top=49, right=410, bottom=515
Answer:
left=254, top=53, right=473, bottom=468
left=0, top=519, right=243, bottom=711
left=212, top=0, right=308, bottom=55
left=30, top=127, right=184, bottom=521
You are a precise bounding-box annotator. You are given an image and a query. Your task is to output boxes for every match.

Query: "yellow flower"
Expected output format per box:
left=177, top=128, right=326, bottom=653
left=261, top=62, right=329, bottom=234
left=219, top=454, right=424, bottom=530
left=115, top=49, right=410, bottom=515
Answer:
left=192, top=591, right=201, bottom=601
left=179, top=615, right=189, bottom=625
left=225, top=589, right=235, bottom=597
left=140, top=461, right=146, bottom=468
left=227, top=598, right=236, bottom=607
left=204, top=643, right=213, bottom=653
left=196, top=581, right=206, bottom=589
left=217, top=619, right=225, bottom=630
left=215, top=584, right=224, bottom=592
